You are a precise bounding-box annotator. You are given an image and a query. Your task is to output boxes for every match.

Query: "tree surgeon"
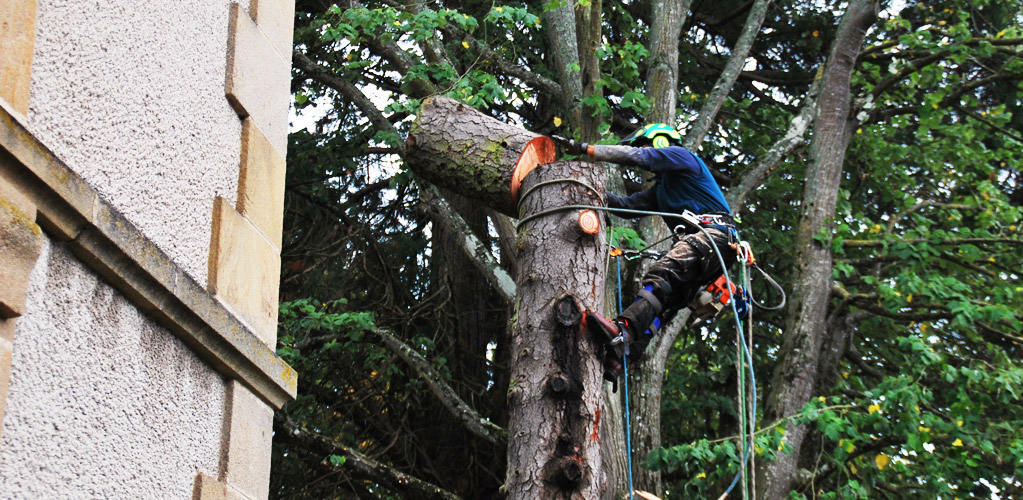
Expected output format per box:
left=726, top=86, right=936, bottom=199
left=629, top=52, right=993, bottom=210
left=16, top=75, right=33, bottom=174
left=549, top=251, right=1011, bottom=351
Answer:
left=561, top=123, right=740, bottom=380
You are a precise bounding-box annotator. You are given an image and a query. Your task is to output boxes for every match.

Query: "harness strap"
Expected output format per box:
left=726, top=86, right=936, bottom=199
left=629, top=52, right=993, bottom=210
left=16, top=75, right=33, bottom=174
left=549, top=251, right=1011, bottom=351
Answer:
left=636, top=288, right=663, bottom=314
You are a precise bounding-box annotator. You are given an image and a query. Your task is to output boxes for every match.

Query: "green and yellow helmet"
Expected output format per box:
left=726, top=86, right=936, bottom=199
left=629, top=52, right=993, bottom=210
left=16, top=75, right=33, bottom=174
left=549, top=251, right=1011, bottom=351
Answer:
left=620, top=123, right=682, bottom=148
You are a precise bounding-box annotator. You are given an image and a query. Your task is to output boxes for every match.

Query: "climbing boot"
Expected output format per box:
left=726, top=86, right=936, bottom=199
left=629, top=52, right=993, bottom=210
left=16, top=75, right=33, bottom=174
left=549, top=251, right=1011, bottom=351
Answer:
left=585, top=311, right=631, bottom=359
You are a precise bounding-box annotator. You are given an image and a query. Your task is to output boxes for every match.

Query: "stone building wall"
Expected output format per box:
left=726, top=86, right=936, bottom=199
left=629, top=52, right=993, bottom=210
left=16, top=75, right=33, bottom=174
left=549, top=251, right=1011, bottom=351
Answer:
left=0, top=1, right=296, bottom=498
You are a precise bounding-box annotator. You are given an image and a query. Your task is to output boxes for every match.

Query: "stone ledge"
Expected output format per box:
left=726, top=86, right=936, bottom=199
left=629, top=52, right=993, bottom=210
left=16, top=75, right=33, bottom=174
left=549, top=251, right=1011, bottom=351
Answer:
left=0, top=100, right=296, bottom=409
left=193, top=472, right=248, bottom=500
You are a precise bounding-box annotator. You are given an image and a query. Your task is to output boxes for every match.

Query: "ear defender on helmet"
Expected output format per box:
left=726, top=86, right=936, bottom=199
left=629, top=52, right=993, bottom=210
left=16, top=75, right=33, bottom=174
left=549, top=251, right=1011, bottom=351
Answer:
left=620, top=123, right=683, bottom=147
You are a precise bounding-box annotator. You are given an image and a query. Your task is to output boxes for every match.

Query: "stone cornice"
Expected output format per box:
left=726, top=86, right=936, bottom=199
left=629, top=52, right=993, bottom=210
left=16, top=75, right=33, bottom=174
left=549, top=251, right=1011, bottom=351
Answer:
left=0, top=101, right=296, bottom=409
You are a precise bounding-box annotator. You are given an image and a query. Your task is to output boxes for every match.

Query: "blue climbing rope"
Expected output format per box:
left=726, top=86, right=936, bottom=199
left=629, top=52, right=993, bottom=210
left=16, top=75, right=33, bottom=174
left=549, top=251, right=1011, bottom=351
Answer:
left=698, top=225, right=757, bottom=499
left=615, top=253, right=635, bottom=500
left=610, top=223, right=758, bottom=499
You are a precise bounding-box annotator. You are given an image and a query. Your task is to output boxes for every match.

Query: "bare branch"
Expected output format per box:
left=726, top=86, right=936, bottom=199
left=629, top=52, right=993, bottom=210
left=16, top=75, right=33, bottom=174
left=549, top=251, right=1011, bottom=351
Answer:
left=373, top=327, right=508, bottom=445
left=685, top=0, right=773, bottom=149
left=275, top=414, right=463, bottom=500
left=417, top=182, right=517, bottom=304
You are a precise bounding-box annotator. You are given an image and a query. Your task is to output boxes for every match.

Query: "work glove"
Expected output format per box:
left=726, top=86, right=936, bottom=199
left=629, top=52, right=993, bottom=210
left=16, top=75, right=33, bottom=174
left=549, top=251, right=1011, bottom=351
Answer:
left=551, top=135, right=588, bottom=155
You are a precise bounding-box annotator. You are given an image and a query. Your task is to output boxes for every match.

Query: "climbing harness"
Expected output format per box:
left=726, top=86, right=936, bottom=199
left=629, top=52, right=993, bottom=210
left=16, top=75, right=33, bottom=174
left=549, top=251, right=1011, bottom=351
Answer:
left=604, top=212, right=785, bottom=500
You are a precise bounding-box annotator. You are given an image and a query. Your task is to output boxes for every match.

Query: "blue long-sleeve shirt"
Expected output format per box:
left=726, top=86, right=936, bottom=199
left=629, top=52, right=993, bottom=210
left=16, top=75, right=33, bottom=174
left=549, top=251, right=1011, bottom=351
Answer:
left=590, top=144, right=731, bottom=228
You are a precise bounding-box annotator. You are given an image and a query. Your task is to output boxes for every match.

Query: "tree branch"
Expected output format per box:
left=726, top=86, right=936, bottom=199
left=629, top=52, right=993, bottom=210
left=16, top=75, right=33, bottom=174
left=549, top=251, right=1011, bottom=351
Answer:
left=275, top=414, right=462, bottom=500
left=684, top=0, right=773, bottom=149
left=729, top=78, right=819, bottom=210
left=956, top=104, right=1023, bottom=143
left=337, top=0, right=438, bottom=97
left=443, top=28, right=563, bottom=98
left=417, top=182, right=517, bottom=304
left=293, top=51, right=403, bottom=143
left=373, top=327, right=508, bottom=445
left=842, top=237, right=1023, bottom=248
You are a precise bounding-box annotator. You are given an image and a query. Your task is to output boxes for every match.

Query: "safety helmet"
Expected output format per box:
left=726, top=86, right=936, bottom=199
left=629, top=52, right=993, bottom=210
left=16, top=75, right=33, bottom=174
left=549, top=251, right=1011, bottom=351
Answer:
left=620, top=123, right=682, bottom=148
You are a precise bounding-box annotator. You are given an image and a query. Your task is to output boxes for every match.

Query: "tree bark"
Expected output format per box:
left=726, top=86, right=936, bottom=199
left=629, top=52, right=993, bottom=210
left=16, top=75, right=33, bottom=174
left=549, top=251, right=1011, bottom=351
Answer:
left=757, top=2, right=879, bottom=498
left=505, top=161, right=609, bottom=499
left=624, top=2, right=773, bottom=495
left=645, top=0, right=693, bottom=124
left=406, top=96, right=555, bottom=216
left=575, top=0, right=604, bottom=141
left=627, top=2, right=692, bottom=495
left=545, top=3, right=584, bottom=129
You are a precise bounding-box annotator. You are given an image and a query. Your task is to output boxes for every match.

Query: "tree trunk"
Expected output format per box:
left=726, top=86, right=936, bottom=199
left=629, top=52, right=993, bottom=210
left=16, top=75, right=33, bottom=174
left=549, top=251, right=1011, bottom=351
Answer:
left=544, top=3, right=583, bottom=130
left=406, top=96, right=555, bottom=216
left=628, top=6, right=691, bottom=491
left=645, top=0, right=693, bottom=124
left=575, top=0, right=604, bottom=142
left=757, top=2, right=879, bottom=498
left=505, top=160, right=609, bottom=499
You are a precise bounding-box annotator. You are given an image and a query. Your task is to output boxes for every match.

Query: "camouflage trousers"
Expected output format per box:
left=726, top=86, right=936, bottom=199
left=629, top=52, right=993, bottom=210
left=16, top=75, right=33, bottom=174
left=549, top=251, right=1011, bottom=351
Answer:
left=620, top=225, right=736, bottom=354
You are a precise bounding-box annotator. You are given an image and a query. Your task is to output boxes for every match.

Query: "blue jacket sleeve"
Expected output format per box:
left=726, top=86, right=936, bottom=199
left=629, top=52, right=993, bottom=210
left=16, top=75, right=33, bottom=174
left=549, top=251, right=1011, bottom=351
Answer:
left=606, top=186, right=658, bottom=213
left=590, top=145, right=702, bottom=176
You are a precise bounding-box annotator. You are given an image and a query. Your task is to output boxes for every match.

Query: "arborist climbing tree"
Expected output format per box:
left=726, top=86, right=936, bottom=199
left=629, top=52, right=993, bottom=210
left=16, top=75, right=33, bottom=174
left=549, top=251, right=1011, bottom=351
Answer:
left=559, top=124, right=741, bottom=378
left=277, top=0, right=1023, bottom=498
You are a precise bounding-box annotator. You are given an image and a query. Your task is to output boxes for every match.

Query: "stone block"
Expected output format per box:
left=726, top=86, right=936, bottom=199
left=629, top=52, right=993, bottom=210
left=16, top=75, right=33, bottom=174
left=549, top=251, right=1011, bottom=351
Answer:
left=0, top=335, right=12, bottom=441
left=0, top=317, right=13, bottom=343
left=219, top=380, right=274, bottom=500
left=249, top=0, right=295, bottom=64
left=193, top=472, right=247, bottom=500
left=0, top=0, right=37, bottom=114
left=225, top=3, right=290, bottom=156
left=208, top=196, right=280, bottom=346
left=237, top=119, right=286, bottom=251
left=0, top=192, right=42, bottom=318
left=0, top=170, right=35, bottom=217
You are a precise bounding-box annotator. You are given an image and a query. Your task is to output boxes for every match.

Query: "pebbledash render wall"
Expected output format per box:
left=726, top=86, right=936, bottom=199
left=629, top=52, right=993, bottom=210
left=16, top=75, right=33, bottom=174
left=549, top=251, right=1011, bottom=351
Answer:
left=0, top=0, right=296, bottom=499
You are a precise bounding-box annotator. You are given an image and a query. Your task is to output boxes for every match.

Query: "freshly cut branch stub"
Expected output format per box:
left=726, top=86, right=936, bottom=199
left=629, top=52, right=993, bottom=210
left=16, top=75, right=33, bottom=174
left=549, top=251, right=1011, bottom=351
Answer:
left=578, top=209, right=600, bottom=234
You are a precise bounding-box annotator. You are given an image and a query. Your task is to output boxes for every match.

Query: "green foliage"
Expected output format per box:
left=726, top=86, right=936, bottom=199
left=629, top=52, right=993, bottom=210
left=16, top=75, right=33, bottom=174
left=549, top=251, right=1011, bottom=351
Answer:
left=279, top=0, right=1023, bottom=497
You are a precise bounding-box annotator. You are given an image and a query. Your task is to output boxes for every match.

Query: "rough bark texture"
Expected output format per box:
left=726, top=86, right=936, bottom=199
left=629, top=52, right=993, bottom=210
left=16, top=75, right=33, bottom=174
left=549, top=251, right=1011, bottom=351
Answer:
left=627, top=3, right=693, bottom=495
left=505, top=161, right=608, bottom=500
left=757, top=2, right=879, bottom=498
left=545, top=3, right=583, bottom=129
left=575, top=0, right=603, bottom=142
left=406, top=96, right=554, bottom=216
left=645, top=0, right=693, bottom=124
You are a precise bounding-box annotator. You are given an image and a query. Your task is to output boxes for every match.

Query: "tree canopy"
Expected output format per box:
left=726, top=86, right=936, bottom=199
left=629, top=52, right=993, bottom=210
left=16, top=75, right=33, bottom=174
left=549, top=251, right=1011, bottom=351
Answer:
left=273, top=0, right=1023, bottom=498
